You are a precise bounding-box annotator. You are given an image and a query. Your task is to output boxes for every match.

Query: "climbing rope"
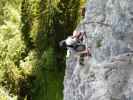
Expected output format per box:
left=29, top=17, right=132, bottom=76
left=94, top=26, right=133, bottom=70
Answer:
left=84, top=21, right=111, bottom=27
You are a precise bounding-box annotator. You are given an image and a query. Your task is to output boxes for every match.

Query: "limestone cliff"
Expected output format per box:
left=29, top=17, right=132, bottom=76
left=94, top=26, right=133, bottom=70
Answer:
left=64, top=0, right=133, bottom=100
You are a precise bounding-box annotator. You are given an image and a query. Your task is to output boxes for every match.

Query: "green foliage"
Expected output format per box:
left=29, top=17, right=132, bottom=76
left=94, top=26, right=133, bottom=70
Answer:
left=43, top=47, right=56, bottom=70
left=0, top=0, right=25, bottom=99
left=55, top=0, right=80, bottom=34
left=30, top=0, right=81, bottom=100
left=0, top=87, right=17, bottom=100
left=0, top=0, right=81, bottom=99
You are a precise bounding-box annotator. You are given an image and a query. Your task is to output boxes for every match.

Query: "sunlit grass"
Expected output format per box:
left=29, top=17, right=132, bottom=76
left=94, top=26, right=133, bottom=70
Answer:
left=0, top=87, right=17, bottom=100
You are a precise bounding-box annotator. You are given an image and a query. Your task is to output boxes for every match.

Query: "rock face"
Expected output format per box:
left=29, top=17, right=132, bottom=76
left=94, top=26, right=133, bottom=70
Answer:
left=63, top=0, right=133, bottom=100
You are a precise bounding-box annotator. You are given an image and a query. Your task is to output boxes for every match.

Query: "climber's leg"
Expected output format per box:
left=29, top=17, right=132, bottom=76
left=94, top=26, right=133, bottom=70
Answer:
left=72, top=31, right=86, bottom=42
left=73, top=31, right=81, bottom=38
left=78, top=48, right=91, bottom=65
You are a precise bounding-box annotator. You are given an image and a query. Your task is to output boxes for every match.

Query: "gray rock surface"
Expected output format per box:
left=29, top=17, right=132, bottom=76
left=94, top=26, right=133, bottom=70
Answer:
left=64, top=0, right=133, bottom=100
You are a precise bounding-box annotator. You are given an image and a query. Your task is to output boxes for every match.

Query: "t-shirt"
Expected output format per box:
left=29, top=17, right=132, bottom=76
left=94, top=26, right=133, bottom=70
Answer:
left=65, top=36, right=77, bottom=46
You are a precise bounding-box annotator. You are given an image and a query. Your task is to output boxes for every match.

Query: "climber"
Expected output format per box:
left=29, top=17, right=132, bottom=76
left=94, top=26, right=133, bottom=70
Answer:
left=59, top=30, right=91, bottom=58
